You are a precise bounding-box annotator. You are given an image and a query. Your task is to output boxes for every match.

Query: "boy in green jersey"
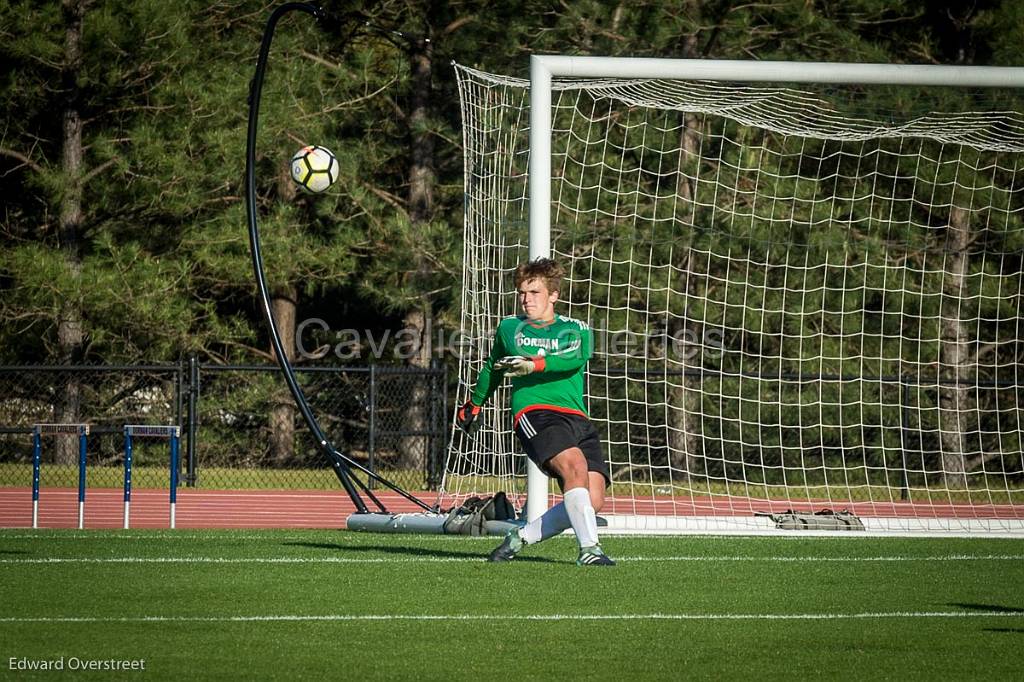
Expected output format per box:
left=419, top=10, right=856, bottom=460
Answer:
left=456, top=258, right=614, bottom=566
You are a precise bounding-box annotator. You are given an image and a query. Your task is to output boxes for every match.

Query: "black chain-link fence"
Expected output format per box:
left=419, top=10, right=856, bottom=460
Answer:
left=0, top=362, right=448, bottom=493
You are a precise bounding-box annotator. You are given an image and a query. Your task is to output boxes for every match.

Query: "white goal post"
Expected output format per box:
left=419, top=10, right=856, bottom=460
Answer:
left=447, top=56, right=1024, bottom=535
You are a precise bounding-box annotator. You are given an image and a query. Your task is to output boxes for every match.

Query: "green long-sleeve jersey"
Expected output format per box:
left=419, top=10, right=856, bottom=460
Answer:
left=470, top=314, right=592, bottom=422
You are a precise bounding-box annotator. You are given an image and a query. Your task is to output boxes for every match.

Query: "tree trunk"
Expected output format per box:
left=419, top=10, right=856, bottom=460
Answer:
left=938, top=206, right=973, bottom=489
left=268, top=162, right=298, bottom=465
left=408, top=35, right=434, bottom=227
left=398, top=31, right=435, bottom=474
left=666, top=16, right=703, bottom=484
left=268, top=286, right=297, bottom=466
left=54, top=0, right=86, bottom=465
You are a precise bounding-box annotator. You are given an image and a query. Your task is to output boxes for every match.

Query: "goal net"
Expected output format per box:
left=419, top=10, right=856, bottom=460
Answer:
left=444, top=59, right=1024, bottom=535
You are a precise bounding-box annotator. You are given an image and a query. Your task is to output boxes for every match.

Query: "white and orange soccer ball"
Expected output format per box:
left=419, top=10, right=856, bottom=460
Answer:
left=290, top=145, right=339, bottom=194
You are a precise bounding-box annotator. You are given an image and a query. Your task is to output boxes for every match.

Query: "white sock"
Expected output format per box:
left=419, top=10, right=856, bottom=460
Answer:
left=563, top=487, right=599, bottom=548
left=519, top=502, right=571, bottom=544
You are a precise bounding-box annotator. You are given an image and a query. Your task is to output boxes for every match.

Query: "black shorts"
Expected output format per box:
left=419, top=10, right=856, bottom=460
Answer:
left=514, top=409, right=610, bottom=489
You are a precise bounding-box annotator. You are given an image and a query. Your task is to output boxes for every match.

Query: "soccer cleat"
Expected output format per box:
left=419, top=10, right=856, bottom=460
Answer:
left=576, top=544, right=615, bottom=566
left=487, top=528, right=524, bottom=562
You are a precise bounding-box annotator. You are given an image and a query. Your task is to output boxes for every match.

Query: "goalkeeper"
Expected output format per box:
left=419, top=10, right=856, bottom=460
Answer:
left=456, top=258, right=614, bottom=566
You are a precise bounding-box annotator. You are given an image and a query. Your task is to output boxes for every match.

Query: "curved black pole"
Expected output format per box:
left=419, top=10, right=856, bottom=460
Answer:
left=245, top=3, right=432, bottom=513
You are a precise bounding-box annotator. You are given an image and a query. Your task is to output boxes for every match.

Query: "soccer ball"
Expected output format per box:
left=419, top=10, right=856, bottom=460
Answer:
left=290, top=145, right=339, bottom=194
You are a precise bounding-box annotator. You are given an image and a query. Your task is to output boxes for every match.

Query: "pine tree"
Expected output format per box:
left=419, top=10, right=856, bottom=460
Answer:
left=0, top=0, right=201, bottom=460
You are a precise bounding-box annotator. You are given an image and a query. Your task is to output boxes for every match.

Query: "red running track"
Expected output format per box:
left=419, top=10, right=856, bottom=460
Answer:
left=1, top=487, right=1021, bottom=529
left=0, top=488, right=431, bottom=529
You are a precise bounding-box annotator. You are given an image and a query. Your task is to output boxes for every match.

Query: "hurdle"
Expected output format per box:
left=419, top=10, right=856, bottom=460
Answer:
left=32, top=423, right=90, bottom=529
left=123, top=425, right=181, bottom=529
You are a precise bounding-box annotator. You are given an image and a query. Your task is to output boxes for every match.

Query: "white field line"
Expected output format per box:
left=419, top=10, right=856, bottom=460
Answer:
left=1, top=554, right=1022, bottom=565
left=2, top=531, right=1022, bottom=542
left=0, top=611, right=1022, bottom=624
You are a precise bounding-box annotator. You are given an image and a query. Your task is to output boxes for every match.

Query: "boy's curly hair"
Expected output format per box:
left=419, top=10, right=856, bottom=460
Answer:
left=514, top=258, right=564, bottom=294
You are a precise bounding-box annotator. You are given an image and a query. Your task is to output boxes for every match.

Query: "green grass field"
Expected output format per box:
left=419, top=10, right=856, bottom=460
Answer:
left=1, top=530, right=1023, bottom=680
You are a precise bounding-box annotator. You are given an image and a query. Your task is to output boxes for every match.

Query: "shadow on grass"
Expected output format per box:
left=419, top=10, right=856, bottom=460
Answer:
left=951, top=604, right=1024, bottom=634
left=281, top=541, right=560, bottom=564
left=950, top=603, right=1024, bottom=614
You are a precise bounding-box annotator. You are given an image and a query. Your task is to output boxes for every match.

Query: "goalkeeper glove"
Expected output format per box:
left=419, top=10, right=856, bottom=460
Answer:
left=494, top=355, right=540, bottom=378
left=456, top=401, right=482, bottom=434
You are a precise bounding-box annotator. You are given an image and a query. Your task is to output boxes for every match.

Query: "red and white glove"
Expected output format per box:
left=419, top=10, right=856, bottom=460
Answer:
left=456, top=401, right=482, bottom=434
